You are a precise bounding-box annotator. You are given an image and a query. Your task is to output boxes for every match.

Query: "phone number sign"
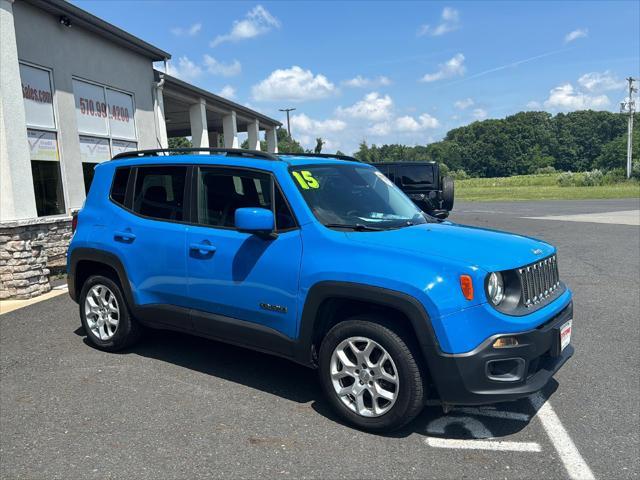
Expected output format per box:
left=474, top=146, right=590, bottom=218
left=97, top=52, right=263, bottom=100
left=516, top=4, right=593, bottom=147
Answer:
left=72, top=79, right=136, bottom=140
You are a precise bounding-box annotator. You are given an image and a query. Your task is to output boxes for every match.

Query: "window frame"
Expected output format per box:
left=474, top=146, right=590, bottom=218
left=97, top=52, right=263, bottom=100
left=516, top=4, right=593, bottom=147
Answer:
left=72, top=75, right=139, bottom=160
left=19, top=60, right=70, bottom=217
left=189, top=165, right=299, bottom=233
left=108, top=163, right=299, bottom=233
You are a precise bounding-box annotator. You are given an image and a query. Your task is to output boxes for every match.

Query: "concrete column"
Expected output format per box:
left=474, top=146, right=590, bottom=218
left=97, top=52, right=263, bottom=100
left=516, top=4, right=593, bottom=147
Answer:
left=247, top=119, right=261, bottom=150
left=208, top=131, right=220, bottom=148
left=266, top=128, right=278, bottom=154
left=0, top=0, right=37, bottom=222
left=189, top=98, right=209, bottom=149
left=222, top=111, right=238, bottom=148
left=154, top=82, right=168, bottom=149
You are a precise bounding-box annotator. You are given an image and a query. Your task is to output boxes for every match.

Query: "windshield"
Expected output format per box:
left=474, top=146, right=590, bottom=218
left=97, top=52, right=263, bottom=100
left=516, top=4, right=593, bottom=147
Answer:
left=289, top=164, right=427, bottom=230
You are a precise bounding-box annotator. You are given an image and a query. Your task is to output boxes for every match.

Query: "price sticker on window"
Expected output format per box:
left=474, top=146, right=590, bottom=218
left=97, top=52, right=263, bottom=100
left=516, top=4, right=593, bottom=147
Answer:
left=292, top=170, right=320, bottom=189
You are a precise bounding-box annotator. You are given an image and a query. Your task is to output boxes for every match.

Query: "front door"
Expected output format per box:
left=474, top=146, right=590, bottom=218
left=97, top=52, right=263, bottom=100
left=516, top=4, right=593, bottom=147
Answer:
left=186, top=166, right=302, bottom=339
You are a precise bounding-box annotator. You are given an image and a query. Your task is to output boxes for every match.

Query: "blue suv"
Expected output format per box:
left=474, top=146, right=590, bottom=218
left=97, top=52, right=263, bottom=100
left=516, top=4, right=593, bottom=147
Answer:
left=68, top=148, right=574, bottom=432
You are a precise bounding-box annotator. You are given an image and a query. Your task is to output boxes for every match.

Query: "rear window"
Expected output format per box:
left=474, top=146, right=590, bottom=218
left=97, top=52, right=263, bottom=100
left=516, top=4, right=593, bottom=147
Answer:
left=399, top=165, right=435, bottom=187
left=110, top=167, right=131, bottom=207
left=132, top=166, right=187, bottom=221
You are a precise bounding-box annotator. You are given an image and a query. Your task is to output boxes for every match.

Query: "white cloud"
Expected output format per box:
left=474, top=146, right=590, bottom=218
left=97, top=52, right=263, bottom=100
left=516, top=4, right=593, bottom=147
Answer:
left=217, top=85, right=236, bottom=99
left=564, top=28, right=588, bottom=44
left=291, top=113, right=347, bottom=134
left=343, top=75, right=392, bottom=88
left=526, top=100, right=542, bottom=109
left=211, top=5, right=280, bottom=47
left=166, top=56, right=202, bottom=81
left=454, top=98, right=474, bottom=109
left=417, top=7, right=460, bottom=37
left=543, top=83, right=609, bottom=110
left=471, top=108, right=487, bottom=120
left=578, top=71, right=625, bottom=92
left=336, top=92, right=394, bottom=121
left=251, top=66, right=336, bottom=101
left=203, top=55, right=242, bottom=77
left=369, top=113, right=439, bottom=136
left=421, top=53, right=465, bottom=82
left=171, top=22, right=202, bottom=37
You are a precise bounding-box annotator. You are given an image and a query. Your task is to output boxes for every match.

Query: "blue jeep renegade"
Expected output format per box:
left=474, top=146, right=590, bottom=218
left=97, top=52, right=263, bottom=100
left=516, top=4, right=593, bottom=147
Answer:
left=68, top=148, right=574, bottom=432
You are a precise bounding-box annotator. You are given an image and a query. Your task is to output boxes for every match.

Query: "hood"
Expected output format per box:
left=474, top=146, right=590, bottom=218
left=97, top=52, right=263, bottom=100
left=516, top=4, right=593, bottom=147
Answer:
left=345, top=222, right=554, bottom=273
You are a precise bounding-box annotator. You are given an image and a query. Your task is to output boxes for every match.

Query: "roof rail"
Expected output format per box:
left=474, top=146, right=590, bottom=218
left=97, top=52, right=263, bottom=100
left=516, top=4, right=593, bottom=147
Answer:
left=278, top=152, right=360, bottom=163
left=111, top=148, right=279, bottom=161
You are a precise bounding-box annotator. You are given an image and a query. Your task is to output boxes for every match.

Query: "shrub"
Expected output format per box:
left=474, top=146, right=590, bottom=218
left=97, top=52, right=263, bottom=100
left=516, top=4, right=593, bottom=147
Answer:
left=449, top=169, right=469, bottom=180
left=557, top=171, right=576, bottom=187
left=535, top=166, right=557, bottom=174
left=603, top=168, right=626, bottom=184
left=582, top=169, right=604, bottom=186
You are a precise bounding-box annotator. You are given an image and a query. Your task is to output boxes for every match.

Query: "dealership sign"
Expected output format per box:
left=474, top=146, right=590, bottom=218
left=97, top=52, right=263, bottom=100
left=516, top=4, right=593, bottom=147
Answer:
left=72, top=79, right=137, bottom=140
left=20, top=64, right=56, bottom=129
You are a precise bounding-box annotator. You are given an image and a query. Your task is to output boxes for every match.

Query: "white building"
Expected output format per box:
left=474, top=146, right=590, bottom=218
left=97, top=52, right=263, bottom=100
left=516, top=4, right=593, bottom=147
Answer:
left=0, top=0, right=281, bottom=299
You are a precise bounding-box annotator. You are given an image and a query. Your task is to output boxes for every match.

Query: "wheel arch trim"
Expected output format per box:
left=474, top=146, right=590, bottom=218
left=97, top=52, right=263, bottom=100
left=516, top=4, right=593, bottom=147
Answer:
left=294, top=281, right=442, bottom=365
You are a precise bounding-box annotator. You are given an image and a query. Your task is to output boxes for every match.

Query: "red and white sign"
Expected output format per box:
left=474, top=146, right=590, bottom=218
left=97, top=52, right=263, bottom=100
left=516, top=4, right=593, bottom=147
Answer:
left=73, top=79, right=137, bottom=140
left=20, top=64, right=56, bottom=129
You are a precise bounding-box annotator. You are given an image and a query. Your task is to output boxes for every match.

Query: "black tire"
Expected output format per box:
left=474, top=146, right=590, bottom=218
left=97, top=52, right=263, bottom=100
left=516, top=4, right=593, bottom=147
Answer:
left=441, top=176, right=455, bottom=211
left=79, top=274, right=141, bottom=352
left=318, top=316, right=425, bottom=432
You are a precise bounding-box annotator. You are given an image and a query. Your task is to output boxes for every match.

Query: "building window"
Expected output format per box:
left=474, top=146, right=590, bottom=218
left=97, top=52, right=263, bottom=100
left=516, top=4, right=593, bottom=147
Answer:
left=72, top=78, right=138, bottom=192
left=20, top=63, right=66, bottom=217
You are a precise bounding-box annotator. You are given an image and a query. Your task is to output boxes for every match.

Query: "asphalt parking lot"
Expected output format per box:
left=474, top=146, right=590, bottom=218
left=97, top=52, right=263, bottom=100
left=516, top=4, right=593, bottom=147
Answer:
left=1, top=198, right=639, bottom=479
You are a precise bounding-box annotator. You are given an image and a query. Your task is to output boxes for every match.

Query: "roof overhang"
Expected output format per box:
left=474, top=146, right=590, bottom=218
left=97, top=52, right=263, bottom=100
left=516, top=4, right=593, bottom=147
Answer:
left=23, top=0, right=170, bottom=61
left=156, top=70, right=281, bottom=136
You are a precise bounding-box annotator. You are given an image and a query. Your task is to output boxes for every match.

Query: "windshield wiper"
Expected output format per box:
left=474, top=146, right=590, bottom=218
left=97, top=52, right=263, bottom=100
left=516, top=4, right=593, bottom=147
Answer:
left=325, top=223, right=384, bottom=231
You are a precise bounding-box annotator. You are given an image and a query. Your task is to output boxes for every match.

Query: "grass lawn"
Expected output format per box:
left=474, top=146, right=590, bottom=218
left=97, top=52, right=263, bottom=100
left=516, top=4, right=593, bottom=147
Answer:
left=456, top=174, right=640, bottom=201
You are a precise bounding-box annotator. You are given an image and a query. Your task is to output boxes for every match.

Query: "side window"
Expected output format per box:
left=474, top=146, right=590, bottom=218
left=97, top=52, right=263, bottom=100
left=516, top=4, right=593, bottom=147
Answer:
left=110, top=167, right=131, bottom=206
left=196, top=168, right=272, bottom=228
left=132, top=166, right=187, bottom=221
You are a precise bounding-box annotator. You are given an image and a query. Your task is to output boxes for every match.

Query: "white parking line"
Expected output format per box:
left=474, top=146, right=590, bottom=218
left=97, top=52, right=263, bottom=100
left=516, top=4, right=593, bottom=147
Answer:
left=426, top=437, right=542, bottom=452
left=530, top=393, right=595, bottom=480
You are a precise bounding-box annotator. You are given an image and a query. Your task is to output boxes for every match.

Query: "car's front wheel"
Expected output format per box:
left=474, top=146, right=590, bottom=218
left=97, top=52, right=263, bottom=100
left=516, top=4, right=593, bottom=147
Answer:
left=318, top=317, right=425, bottom=432
left=79, top=274, right=141, bottom=351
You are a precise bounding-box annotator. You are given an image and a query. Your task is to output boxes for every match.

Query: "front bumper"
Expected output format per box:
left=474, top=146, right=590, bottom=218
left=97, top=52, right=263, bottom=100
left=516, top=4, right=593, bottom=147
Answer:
left=427, top=301, right=574, bottom=405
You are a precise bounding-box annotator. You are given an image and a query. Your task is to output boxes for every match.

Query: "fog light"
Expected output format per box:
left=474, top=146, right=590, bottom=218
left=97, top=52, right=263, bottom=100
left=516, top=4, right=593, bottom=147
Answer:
left=493, top=337, right=519, bottom=348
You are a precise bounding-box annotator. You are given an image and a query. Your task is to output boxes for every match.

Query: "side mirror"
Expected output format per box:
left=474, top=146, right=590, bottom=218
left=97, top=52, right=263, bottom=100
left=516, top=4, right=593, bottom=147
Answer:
left=235, top=207, right=275, bottom=237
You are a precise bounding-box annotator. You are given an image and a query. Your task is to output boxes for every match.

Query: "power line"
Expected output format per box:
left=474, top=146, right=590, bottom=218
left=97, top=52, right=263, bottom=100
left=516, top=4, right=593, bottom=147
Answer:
left=279, top=108, right=296, bottom=137
left=620, top=77, right=636, bottom=179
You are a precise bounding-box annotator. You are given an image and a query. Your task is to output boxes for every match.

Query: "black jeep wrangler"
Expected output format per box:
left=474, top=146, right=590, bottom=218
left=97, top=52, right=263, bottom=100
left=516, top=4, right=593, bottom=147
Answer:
left=374, top=162, right=454, bottom=219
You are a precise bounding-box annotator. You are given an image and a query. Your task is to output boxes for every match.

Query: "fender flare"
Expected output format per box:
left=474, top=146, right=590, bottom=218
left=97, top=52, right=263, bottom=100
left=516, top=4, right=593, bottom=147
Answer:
left=68, top=247, right=134, bottom=306
left=293, top=281, right=442, bottom=365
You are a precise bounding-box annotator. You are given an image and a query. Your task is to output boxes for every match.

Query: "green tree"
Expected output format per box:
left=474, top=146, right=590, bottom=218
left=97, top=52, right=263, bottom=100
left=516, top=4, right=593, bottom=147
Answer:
left=168, top=137, right=192, bottom=149
left=314, top=137, right=324, bottom=154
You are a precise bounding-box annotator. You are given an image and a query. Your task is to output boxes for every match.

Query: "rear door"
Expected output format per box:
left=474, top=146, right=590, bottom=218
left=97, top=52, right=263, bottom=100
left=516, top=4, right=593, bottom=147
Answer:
left=106, top=165, right=190, bottom=317
left=185, top=166, right=302, bottom=339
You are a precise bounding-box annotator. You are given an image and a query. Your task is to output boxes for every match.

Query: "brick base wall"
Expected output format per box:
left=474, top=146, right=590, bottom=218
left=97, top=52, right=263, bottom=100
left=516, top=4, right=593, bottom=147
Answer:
left=0, top=217, right=72, bottom=300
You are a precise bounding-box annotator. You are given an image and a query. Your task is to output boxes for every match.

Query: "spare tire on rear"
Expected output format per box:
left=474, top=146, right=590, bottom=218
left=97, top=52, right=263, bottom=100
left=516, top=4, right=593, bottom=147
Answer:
left=441, top=176, right=455, bottom=211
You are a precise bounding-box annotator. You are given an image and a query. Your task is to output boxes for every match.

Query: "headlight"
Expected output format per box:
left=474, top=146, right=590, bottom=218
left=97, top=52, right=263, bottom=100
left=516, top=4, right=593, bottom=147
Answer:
left=487, top=272, right=505, bottom=305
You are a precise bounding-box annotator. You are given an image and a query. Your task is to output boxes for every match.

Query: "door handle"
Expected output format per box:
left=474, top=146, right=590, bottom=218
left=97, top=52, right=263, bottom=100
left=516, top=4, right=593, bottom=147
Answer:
left=189, top=242, right=217, bottom=255
left=114, top=230, right=136, bottom=242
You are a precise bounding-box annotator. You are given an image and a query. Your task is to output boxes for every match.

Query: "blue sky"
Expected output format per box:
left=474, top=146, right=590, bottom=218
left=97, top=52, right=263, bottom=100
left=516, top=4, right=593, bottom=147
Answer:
left=75, top=1, right=640, bottom=153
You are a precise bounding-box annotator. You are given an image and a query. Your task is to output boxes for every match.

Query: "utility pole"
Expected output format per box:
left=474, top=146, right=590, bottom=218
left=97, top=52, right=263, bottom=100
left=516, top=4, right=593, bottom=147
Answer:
left=279, top=108, right=296, bottom=137
left=620, top=77, right=636, bottom=179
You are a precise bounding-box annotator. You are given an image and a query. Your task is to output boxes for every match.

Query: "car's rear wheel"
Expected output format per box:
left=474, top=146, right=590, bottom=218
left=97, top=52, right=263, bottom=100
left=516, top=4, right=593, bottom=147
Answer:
left=79, top=275, right=141, bottom=351
left=318, top=317, right=425, bottom=432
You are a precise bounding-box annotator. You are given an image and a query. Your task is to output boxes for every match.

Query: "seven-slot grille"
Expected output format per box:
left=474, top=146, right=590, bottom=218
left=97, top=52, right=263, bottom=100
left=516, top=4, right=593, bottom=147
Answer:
left=518, top=255, right=560, bottom=307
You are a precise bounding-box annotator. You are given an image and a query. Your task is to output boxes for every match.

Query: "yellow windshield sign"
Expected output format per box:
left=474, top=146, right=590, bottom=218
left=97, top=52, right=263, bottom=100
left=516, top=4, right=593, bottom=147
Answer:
left=292, top=170, right=320, bottom=189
